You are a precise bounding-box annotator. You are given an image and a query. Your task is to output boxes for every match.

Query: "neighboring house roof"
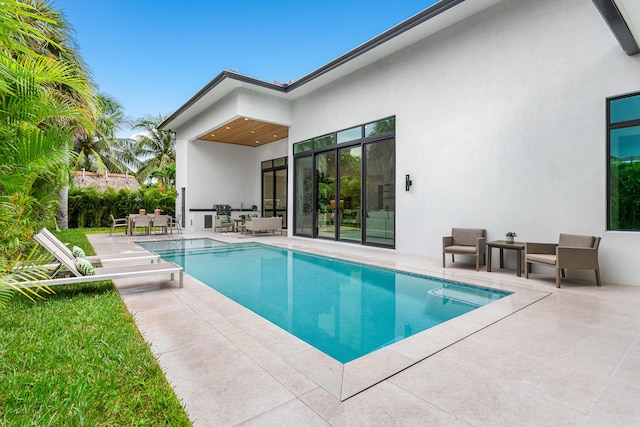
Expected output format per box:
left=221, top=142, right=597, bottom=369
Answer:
left=160, top=0, right=640, bottom=133
left=72, top=171, right=139, bottom=192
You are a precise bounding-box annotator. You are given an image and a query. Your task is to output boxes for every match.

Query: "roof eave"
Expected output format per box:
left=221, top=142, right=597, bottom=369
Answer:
left=286, top=0, right=465, bottom=92
left=160, top=0, right=469, bottom=132
left=592, top=0, right=640, bottom=55
left=159, top=70, right=287, bottom=131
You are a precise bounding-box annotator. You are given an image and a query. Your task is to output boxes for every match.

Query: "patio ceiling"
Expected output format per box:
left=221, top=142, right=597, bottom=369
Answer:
left=198, top=117, right=289, bottom=147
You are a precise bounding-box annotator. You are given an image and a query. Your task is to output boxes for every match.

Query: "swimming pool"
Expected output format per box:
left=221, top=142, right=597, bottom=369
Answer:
left=138, top=239, right=511, bottom=363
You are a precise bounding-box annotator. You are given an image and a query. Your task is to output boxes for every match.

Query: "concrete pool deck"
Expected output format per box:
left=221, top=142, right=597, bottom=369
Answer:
left=89, top=231, right=640, bottom=426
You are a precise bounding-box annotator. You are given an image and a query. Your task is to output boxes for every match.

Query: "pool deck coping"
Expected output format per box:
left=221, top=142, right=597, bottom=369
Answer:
left=87, top=230, right=640, bottom=426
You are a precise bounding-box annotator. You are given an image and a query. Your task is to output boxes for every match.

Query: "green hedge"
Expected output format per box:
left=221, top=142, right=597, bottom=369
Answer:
left=610, top=159, right=640, bottom=230
left=69, top=187, right=176, bottom=228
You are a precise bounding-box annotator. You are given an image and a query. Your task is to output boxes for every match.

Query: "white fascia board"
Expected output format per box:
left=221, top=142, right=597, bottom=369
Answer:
left=615, top=0, right=640, bottom=45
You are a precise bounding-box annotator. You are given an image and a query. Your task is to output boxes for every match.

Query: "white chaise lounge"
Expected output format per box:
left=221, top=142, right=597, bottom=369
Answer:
left=38, top=227, right=160, bottom=266
left=32, top=230, right=183, bottom=288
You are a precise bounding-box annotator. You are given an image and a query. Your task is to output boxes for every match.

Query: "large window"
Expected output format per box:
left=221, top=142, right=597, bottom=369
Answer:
left=608, top=92, right=640, bottom=231
left=294, top=156, right=313, bottom=235
left=262, top=157, right=287, bottom=227
left=316, top=151, right=336, bottom=238
left=364, top=139, right=395, bottom=245
left=339, top=146, right=362, bottom=242
left=293, top=117, right=395, bottom=247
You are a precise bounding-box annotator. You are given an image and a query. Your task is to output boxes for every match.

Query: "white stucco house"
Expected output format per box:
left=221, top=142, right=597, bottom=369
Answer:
left=159, top=0, right=640, bottom=286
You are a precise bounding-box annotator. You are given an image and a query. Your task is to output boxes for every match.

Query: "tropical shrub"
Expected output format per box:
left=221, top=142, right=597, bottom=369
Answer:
left=609, top=159, right=640, bottom=230
left=0, top=0, right=94, bottom=261
left=68, top=186, right=176, bottom=228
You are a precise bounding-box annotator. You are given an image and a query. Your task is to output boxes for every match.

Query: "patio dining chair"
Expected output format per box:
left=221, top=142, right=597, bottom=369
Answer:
left=131, top=214, right=151, bottom=235
left=109, top=214, right=127, bottom=236
left=152, top=214, right=170, bottom=235
left=170, top=214, right=183, bottom=234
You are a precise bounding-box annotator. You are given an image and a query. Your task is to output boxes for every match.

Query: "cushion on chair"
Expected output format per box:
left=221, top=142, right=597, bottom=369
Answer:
left=452, top=228, right=484, bottom=246
left=525, top=253, right=557, bottom=265
left=444, top=245, right=478, bottom=254
left=72, top=245, right=86, bottom=258
left=75, top=257, right=96, bottom=276
left=219, top=215, right=229, bottom=223
left=558, top=234, right=594, bottom=248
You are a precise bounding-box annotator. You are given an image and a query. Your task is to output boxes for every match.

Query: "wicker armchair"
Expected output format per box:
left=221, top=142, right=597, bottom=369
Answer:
left=525, top=233, right=601, bottom=288
left=214, top=215, right=234, bottom=232
left=442, top=228, right=486, bottom=271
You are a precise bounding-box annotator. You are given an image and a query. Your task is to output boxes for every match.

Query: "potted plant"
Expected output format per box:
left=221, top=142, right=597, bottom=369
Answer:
left=505, top=231, right=517, bottom=243
left=251, top=205, right=257, bottom=211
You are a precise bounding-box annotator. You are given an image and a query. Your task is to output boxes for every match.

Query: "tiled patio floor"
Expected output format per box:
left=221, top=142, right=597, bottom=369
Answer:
left=88, top=231, right=640, bottom=426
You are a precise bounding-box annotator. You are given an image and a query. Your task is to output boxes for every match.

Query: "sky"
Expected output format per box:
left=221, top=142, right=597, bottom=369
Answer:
left=53, top=0, right=436, bottom=138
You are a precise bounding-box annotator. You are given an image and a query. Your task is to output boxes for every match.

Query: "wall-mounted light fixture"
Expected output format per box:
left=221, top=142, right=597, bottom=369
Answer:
left=405, top=174, right=412, bottom=191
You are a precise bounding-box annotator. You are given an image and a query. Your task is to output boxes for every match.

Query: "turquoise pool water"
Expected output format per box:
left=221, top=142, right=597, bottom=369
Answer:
left=138, top=239, right=511, bottom=363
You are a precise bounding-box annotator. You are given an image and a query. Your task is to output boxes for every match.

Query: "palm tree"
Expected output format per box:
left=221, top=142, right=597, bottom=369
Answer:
left=131, top=114, right=175, bottom=182
left=73, top=93, right=133, bottom=176
left=0, top=0, right=94, bottom=302
left=6, top=0, right=97, bottom=230
left=149, top=163, right=176, bottom=193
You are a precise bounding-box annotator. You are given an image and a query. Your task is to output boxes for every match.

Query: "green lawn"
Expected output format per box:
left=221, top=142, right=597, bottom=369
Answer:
left=0, top=229, right=191, bottom=426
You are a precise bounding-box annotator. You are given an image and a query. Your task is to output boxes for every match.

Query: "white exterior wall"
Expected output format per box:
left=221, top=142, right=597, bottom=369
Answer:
left=173, top=86, right=291, bottom=230
left=172, top=0, right=639, bottom=285
left=176, top=136, right=288, bottom=230
left=287, top=0, right=640, bottom=285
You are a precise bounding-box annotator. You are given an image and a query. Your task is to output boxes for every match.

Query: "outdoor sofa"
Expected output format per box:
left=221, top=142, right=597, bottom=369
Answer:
left=245, top=217, right=283, bottom=236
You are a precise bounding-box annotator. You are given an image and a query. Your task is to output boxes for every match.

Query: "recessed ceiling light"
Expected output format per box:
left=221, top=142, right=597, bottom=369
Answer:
left=255, top=141, right=259, bottom=144
left=244, top=118, right=249, bottom=121
left=273, top=134, right=277, bottom=137
left=225, top=126, right=230, bottom=130
left=211, top=134, right=215, bottom=137
left=250, top=131, right=255, bottom=134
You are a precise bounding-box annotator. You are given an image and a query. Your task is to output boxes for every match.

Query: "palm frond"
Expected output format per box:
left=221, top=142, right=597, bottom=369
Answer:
left=0, top=246, right=56, bottom=309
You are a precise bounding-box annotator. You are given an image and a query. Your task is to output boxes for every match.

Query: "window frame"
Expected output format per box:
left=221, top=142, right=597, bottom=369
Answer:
left=292, top=116, right=396, bottom=247
left=607, top=91, right=640, bottom=231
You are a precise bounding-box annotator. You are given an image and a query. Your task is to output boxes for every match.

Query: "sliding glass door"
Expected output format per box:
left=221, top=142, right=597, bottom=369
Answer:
left=315, top=151, right=336, bottom=239
left=338, top=146, right=361, bottom=242
left=364, top=139, right=395, bottom=246
left=293, top=116, right=395, bottom=247
left=262, top=157, right=287, bottom=227
left=294, top=156, right=313, bottom=236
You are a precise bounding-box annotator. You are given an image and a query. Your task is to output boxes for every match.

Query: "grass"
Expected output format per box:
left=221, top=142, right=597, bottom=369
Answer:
left=0, top=229, right=191, bottom=426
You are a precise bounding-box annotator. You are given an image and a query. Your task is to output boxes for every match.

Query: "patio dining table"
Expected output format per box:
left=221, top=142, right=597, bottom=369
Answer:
left=127, top=214, right=172, bottom=236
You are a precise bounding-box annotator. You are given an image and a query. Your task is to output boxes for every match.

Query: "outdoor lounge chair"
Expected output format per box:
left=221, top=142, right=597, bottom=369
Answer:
left=32, top=230, right=183, bottom=288
left=109, top=214, right=127, bottom=236
left=442, top=228, right=486, bottom=271
left=525, top=233, right=601, bottom=288
left=37, top=227, right=160, bottom=266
